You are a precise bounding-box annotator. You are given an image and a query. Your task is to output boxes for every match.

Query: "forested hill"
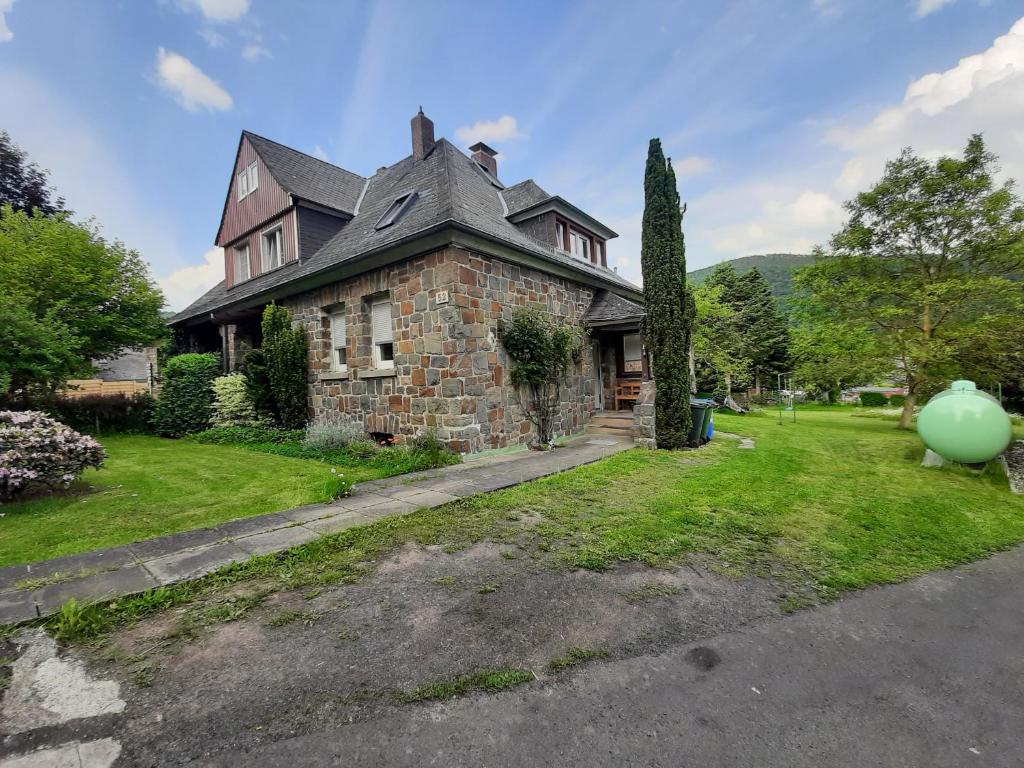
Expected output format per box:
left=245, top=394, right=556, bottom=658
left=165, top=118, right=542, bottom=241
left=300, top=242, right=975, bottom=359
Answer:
left=688, top=253, right=814, bottom=303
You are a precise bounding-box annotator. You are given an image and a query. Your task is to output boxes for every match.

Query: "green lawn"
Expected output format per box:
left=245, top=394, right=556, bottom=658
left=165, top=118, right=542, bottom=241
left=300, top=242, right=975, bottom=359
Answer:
left=46, top=408, right=1024, bottom=640
left=0, top=436, right=348, bottom=567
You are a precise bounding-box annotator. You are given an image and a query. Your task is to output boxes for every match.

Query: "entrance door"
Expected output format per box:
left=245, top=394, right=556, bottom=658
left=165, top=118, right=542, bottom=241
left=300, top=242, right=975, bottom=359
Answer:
left=592, top=340, right=604, bottom=410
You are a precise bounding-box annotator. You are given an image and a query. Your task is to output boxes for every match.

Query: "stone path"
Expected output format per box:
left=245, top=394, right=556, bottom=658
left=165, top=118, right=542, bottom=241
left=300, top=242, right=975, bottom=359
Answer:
left=0, top=436, right=633, bottom=625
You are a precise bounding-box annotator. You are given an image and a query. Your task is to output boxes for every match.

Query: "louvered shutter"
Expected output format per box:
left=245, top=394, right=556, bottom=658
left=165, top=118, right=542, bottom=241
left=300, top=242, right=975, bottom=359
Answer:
left=371, top=300, right=393, bottom=344
left=331, top=312, right=346, bottom=348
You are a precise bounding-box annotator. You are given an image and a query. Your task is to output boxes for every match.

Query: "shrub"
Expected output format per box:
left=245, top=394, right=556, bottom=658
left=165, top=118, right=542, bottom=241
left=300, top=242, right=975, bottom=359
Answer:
left=211, top=374, right=256, bottom=427
left=859, top=391, right=888, bottom=407
left=241, top=348, right=276, bottom=423
left=19, top=393, right=154, bottom=435
left=498, top=306, right=581, bottom=446
left=302, top=418, right=369, bottom=452
left=152, top=353, right=221, bottom=437
left=261, top=305, right=309, bottom=430
left=192, top=425, right=304, bottom=445
left=889, top=394, right=906, bottom=408
left=0, top=410, right=106, bottom=500
left=410, top=428, right=451, bottom=463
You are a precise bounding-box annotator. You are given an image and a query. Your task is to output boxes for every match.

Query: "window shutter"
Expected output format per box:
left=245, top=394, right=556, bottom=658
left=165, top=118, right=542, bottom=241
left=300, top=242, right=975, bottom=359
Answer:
left=371, top=300, right=393, bottom=343
left=331, top=312, right=346, bottom=348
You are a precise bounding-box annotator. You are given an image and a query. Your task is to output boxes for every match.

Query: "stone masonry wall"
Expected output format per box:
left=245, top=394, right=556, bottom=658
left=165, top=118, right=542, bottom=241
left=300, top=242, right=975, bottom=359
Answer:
left=283, top=246, right=598, bottom=453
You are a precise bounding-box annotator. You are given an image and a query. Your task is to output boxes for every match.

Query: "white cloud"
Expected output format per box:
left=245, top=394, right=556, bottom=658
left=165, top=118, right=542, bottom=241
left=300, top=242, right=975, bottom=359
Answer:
left=0, top=0, right=14, bottom=42
left=241, top=43, right=270, bottom=62
left=454, top=115, right=525, bottom=145
left=916, top=0, right=956, bottom=18
left=198, top=28, right=225, bottom=48
left=180, top=0, right=249, bottom=22
left=673, top=155, right=713, bottom=178
left=693, top=15, right=1024, bottom=261
left=312, top=145, right=328, bottom=161
left=158, top=248, right=224, bottom=311
left=155, top=48, right=232, bottom=112
left=811, top=0, right=842, bottom=18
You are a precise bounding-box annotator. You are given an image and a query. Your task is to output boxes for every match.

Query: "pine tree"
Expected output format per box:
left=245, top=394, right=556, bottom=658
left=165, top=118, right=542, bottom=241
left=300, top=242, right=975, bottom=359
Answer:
left=640, top=139, right=692, bottom=448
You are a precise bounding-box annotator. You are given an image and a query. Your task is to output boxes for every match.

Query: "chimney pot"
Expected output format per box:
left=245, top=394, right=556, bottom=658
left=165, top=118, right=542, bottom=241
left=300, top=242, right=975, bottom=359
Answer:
left=411, top=109, right=435, bottom=160
left=469, top=141, right=498, bottom=177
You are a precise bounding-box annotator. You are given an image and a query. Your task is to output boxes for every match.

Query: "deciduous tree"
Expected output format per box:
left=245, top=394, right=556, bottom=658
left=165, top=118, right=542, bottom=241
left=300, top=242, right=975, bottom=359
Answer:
left=797, top=135, right=1024, bottom=428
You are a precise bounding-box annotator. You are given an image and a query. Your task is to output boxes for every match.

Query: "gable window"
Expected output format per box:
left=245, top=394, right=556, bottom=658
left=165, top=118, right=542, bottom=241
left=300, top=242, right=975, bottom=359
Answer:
left=233, top=244, right=251, bottom=283
left=370, top=298, right=395, bottom=369
left=329, top=306, right=347, bottom=372
left=236, top=161, right=258, bottom=201
left=374, top=191, right=417, bottom=230
left=623, top=333, right=643, bottom=374
left=569, top=229, right=591, bottom=262
left=261, top=225, right=283, bottom=272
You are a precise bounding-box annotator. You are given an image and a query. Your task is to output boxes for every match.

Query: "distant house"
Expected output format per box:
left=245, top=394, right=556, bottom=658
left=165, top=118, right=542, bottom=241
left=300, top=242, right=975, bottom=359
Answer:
left=170, top=110, right=646, bottom=452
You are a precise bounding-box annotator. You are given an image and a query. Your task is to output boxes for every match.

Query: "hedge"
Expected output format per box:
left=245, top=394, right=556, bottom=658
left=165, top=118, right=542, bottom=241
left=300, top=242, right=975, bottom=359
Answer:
left=859, top=392, right=889, bottom=407
left=152, top=353, right=222, bottom=437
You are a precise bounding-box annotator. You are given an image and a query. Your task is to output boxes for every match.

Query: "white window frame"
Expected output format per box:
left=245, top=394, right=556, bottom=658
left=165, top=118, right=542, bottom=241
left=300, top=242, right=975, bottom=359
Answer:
left=370, top=298, right=395, bottom=369
left=329, top=306, right=347, bottom=373
left=556, top=221, right=566, bottom=250
left=261, top=224, right=283, bottom=272
left=233, top=244, right=251, bottom=283
left=236, top=161, right=259, bottom=201
left=570, top=228, right=591, bottom=262
left=623, top=333, right=643, bottom=374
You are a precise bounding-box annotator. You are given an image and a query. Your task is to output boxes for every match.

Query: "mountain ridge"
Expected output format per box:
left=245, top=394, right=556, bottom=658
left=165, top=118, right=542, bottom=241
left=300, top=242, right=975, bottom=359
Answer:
left=688, top=253, right=814, bottom=302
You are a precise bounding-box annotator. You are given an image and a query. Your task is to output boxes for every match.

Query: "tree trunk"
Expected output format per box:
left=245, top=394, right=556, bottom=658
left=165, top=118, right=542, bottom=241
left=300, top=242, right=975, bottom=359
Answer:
left=688, top=342, right=697, bottom=394
left=898, top=392, right=916, bottom=429
left=724, top=372, right=732, bottom=399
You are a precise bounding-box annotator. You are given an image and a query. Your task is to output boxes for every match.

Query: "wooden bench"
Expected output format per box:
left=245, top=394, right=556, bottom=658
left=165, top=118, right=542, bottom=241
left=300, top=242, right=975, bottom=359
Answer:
left=614, top=380, right=642, bottom=411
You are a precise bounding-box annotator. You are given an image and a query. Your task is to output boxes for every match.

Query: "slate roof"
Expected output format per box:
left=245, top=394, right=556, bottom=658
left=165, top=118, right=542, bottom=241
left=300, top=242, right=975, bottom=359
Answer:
left=584, top=290, right=646, bottom=325
left=244, top=132, right=366, bottom=214
left=501, top=180, right=551, bottom=216
left=172, top=137, right=640, bottom=325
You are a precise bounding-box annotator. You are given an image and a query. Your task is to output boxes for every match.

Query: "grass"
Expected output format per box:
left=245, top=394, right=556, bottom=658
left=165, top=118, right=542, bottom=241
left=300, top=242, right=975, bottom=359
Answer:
left=0, top=436, right=349, bottom=568
left=547, top=646, right=608, bottom=673
left=623, top=583, right=683, bottom=603
left=36, top=409, right=1024, bottom=644
left=401, top=668, right=534, bottom=702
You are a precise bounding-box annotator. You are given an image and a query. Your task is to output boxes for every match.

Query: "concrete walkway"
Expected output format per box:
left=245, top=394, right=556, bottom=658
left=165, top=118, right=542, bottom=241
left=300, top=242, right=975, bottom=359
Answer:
left=0, top=436, right=633, bottom=625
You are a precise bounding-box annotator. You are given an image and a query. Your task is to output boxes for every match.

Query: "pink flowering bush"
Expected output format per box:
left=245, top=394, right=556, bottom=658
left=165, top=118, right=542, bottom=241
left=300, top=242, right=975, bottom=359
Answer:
left=0, top=411, right=106, bottom=501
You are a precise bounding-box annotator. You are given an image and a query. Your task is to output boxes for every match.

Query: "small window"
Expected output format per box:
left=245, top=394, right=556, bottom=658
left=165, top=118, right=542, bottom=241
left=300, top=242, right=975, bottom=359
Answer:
left=233, top=244, right=251, bottom=283
left=236, top=162, right=258, bottom=201
left=623, top=334, right=643, bottom=374
left=329, top=306, right=347, bottom=372
left=570, top=229, right=591, bottom=262
left=371, top=298, right=395, bottom=369
left=374, top=191, right=417, bottom=230
left=261, top=226, right=283, bottom=272
left=556, top=221, right=566, bottom=250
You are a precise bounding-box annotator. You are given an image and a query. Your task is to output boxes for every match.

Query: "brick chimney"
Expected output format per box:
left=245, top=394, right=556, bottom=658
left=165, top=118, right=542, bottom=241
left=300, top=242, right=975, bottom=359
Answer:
left=411, top=107, right=434, bottom=160
left=469, top=142, right=498, bottom=176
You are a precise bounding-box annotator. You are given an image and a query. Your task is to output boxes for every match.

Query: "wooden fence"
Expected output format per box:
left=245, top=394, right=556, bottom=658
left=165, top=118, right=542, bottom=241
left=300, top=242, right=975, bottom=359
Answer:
left=60, top=379, right=152, bottom=398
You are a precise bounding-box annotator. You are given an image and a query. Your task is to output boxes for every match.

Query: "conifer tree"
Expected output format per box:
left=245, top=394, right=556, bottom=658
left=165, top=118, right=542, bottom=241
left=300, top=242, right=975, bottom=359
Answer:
left=640, top=139, right=692, bottom=448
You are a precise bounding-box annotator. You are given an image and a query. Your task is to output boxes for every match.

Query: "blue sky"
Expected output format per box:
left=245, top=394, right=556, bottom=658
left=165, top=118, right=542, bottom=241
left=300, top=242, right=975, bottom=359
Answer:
left=2, top=0, right=1023, bottom=309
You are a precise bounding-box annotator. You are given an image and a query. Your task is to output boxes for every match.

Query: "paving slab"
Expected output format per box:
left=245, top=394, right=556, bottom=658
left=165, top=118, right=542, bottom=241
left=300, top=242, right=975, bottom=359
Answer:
left=8, top=547, right=136, bottom=588
left=215, top=514, right=290, bottom=539
left=302, top=511, right=372, bottom=535
left=143, top=542, right=249, bottom=584
left=393, top=489, right=460, bottom=508
left=357, top=498, right=420, bottom=520
left=333, top=492, right=392, bottom=511
left=234, top=525, right=320, bottom=556
left=33, top=566, right=157, bottom=613
left=277, top=504, right=338, bottom=523
left=0, top=591, right=38, bottom=624
left=0, top=564, right=33, bottom=594
left=128, top=526, right=226, bottom=561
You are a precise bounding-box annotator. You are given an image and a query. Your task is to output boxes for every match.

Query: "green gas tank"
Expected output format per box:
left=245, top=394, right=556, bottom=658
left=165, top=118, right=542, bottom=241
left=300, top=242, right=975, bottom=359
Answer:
left=917, top=380, right=1012, bottom=464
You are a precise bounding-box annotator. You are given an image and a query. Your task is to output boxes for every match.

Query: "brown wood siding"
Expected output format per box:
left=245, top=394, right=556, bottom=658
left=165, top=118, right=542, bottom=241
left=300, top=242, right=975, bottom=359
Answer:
left=224, top=209, right=297, bottom=288
left=216, top=136, right=291, bottom=247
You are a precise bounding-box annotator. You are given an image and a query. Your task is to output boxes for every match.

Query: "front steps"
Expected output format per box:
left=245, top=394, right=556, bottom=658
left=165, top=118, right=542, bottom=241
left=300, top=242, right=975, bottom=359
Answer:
left=584, top=410, right=635, bottom=439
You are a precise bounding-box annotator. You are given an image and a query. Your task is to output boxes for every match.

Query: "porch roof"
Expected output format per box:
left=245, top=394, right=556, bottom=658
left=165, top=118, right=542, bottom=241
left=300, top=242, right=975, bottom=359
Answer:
left=585, top=290, right=645, bottom=328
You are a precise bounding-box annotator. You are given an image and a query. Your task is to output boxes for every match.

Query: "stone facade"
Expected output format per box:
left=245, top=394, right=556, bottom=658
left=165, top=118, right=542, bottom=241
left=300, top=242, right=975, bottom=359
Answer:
left=283, top=246, right=598, bottom=453
left=634, top=379, right=657, bottom=449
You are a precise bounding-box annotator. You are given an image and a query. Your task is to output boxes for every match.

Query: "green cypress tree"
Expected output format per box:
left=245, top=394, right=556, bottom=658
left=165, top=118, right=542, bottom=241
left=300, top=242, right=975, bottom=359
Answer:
left=640, top=139, right=692, bottom=448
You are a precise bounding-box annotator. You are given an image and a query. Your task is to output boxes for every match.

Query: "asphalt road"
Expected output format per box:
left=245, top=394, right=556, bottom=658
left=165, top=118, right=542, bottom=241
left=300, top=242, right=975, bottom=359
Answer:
left=222, top=546, right=1024, bottom=768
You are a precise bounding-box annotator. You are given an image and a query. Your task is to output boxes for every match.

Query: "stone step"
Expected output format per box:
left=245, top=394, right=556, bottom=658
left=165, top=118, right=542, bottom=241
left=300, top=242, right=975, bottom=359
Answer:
left=591, top=416, right=633, bottom=428
left=584, top=425, right=635, bottom=437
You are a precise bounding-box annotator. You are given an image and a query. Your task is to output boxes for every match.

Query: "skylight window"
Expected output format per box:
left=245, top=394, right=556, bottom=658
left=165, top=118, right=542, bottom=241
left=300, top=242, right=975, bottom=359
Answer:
left=374, top=191, right=417, bottom=230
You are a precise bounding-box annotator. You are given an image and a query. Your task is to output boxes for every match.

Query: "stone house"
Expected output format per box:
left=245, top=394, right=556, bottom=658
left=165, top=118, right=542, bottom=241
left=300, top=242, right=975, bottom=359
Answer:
left=169, top=111, right=646, bottom=452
